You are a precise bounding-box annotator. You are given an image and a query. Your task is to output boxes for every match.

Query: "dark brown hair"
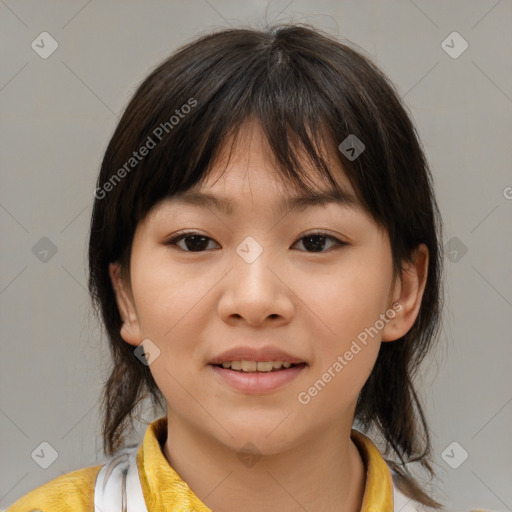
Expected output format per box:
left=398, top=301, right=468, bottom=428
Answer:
left=88, top=22, right=444, bottom=507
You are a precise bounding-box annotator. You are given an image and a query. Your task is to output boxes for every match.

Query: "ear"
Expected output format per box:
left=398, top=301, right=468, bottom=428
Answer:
left=381, top=243, right=429, bottom=342
left=109, top=262, right=143, bottom=346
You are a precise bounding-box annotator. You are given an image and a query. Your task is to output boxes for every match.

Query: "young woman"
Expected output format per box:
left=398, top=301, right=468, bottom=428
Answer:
left=7, top=22, right=444, bottom=512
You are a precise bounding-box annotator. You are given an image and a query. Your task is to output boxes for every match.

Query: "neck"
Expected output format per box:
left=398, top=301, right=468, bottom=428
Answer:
left=162, top=412, right=366, bottom=512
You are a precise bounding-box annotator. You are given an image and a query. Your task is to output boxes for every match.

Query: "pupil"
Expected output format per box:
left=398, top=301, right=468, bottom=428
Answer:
left=303, top=235, right=325, bottom=252
left=186, top=235, right=208, bottom=252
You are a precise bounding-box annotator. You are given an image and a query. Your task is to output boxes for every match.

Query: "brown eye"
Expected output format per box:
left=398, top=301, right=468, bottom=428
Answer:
left=165, top=233, right=219, bottom=252
left=293, top=232, right=346, bottom=253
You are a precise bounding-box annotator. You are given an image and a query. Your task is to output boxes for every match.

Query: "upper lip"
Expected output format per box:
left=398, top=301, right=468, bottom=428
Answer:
left=209, top=346, right=306, bottom=365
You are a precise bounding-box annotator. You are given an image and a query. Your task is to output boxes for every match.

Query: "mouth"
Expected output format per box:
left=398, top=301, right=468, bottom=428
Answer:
left=212, top=360, right=305, bottom=372
left=208, top=361, right=308, bottom=394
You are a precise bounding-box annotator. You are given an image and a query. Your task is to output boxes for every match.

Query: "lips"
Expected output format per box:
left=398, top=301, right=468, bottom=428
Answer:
left=209, top=362, right=307, bottom=394
left=207, top=346, right=307, bottom=393
left=209, top=346, right=306, bottom=366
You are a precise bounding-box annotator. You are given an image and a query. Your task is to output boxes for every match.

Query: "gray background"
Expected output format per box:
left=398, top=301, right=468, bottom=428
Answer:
left=1, top=1, right=511, bottom=511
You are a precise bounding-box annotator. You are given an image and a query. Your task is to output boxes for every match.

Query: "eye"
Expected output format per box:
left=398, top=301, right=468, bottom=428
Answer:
left=291, top=231, right=348, bottom=253
left=164, top=231, right=347, bottom=253
left=164, top=232, right=220, bottom=252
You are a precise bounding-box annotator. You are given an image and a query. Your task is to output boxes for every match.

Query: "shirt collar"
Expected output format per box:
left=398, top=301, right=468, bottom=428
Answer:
left=137, top=416, right=393, bottom=511
left=350, top=429, right=394, bottom=511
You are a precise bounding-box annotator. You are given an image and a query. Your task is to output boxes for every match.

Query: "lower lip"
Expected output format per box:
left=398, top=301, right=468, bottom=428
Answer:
left=209, top=363, right=307, bottom=394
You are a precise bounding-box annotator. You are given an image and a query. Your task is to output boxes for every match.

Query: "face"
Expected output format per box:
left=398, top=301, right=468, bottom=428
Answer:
left=110, top=121, right=427, bottom=455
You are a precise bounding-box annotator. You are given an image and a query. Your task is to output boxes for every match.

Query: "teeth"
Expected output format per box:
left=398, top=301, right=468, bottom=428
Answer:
left=257, top=361, right=273, bottom=372
left=217, top=360, right=298, bottom=372
left=241, top=360, right=257, bottom=372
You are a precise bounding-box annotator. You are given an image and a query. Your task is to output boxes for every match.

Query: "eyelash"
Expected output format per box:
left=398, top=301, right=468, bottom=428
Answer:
left=164, top=231, right=348, bottom=253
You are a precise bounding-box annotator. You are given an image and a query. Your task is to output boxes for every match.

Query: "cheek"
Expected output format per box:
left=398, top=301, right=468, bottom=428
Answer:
left=298, top=259, right=391, bottom=344
left=296, top=252, right=389, bottom=394
left=300, top=332, right=380, bottom=416
left=130, top=251, right=205, bottom=337
left=129, top=254, right=217, bottom=376
left=131, top=273, right=176, bottom=336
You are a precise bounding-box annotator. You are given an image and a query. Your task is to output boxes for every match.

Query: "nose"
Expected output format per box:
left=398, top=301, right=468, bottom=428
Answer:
left=217, top=240, right=295, bottom=327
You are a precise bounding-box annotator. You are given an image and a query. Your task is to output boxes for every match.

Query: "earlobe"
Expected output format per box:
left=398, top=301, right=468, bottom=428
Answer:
left=108, top=262, right=143, bottom=346
left=381, top=244, right=429, bottom=342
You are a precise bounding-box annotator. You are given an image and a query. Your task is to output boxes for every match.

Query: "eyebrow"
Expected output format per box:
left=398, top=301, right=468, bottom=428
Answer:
left=169, top=188, right=362, bottom=217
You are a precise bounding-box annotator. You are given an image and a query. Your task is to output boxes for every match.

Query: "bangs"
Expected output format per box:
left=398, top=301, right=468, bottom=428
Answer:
left=190, top=114, right=355, bottom=204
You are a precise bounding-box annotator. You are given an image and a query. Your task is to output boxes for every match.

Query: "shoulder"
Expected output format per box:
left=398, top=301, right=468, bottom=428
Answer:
left=5, top=464, right=102, bottom=512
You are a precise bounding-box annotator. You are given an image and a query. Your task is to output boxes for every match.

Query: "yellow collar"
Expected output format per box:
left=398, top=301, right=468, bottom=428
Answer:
left=137, top=416, right=393, bottom=511
left=351, top=429, right=394, bottom=511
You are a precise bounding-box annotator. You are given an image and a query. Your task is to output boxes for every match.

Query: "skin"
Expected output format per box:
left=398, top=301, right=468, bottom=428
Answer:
left=110, top=121, right=429, bottom=512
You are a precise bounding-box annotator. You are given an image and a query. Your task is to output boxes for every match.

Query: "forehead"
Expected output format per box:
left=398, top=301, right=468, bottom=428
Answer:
left=151, top=119, right=366, bottom=219
left=162, top=186, right=364, bottom=219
